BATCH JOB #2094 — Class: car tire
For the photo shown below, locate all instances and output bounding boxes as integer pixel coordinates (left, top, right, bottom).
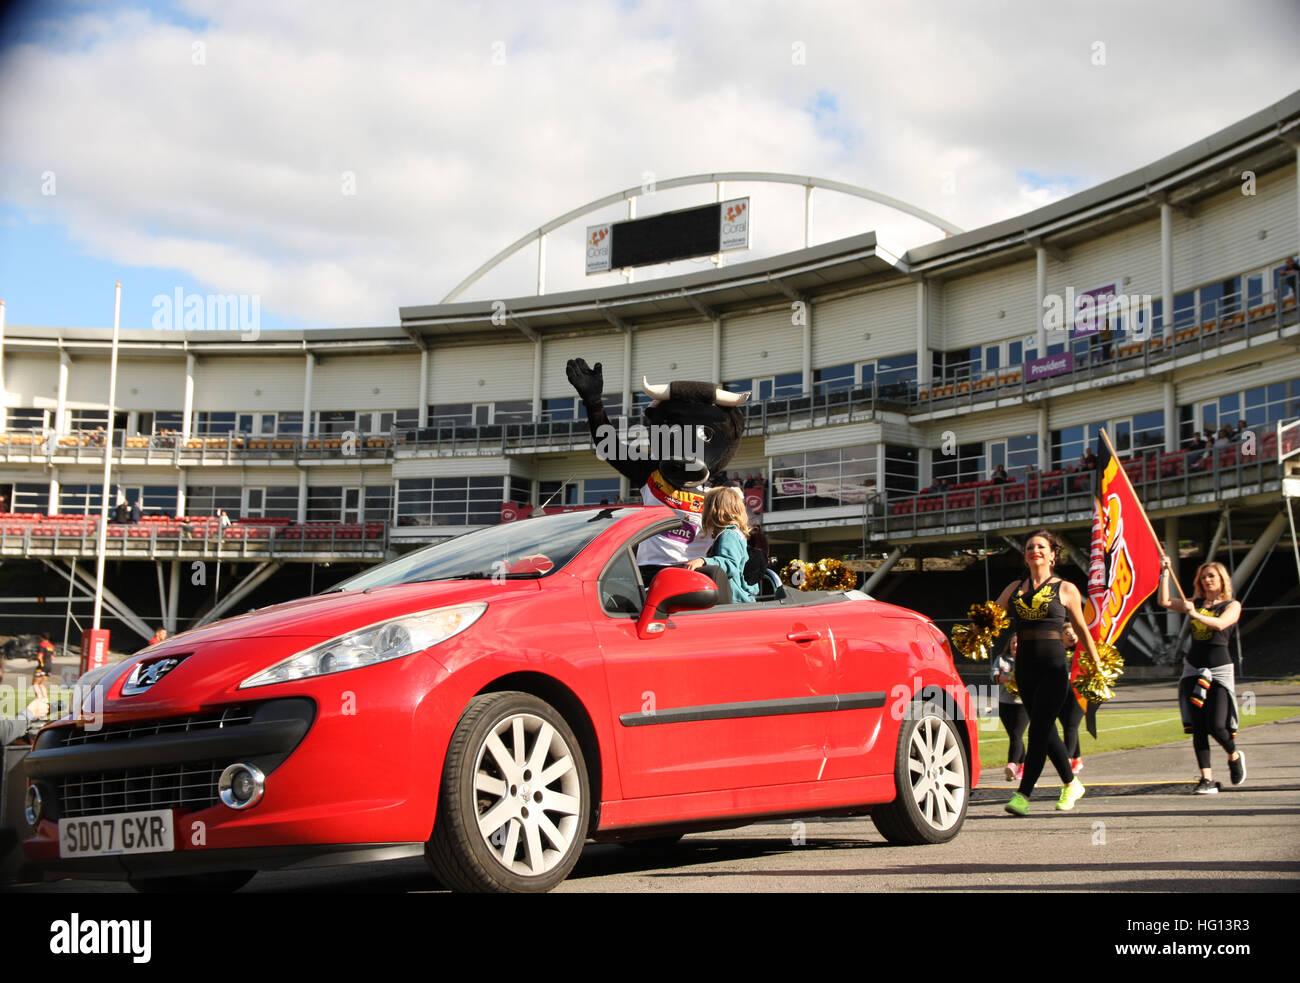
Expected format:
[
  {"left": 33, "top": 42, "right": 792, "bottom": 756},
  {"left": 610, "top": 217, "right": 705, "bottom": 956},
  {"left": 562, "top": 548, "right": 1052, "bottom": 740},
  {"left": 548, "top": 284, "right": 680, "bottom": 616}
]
[
  {"left": 871, "top": 700, "right": 969, "bottom": 845},
  {"left": 426, "top": 691, "right": 590, "bottom": 893},
  {"left": 127, "top": 870, "right": 255, "bottom": 893}
]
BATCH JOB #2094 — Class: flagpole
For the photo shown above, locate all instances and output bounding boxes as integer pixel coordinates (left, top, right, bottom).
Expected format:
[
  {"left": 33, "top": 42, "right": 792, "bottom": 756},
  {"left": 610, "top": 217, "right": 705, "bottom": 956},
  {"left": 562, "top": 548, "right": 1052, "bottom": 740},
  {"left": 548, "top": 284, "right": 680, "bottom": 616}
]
[
  {"left": 1098, "top": 426, "right": 1188, "bottom": 602},
  {"left": 92, "top": 281, "right": 122, "bottom": 630}
]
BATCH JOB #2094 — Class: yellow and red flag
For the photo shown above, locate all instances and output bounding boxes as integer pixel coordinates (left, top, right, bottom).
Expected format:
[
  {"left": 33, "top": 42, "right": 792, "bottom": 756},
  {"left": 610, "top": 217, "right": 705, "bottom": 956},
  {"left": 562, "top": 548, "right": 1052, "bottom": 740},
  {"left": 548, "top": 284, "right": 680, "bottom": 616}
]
[{"left": 1075, "top": 429, "right": 1164, "bottom": 733}]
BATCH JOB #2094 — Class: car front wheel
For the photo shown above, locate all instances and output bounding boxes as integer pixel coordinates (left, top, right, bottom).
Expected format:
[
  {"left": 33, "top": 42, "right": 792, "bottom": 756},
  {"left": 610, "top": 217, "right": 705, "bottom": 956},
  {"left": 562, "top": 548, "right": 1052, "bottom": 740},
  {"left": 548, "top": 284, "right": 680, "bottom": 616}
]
[
  {"left": 426, "top": 691, "right": 589, "bottom": 893},
  {"left": 871, "top": 700, "right": 969, "bottom": 845}
]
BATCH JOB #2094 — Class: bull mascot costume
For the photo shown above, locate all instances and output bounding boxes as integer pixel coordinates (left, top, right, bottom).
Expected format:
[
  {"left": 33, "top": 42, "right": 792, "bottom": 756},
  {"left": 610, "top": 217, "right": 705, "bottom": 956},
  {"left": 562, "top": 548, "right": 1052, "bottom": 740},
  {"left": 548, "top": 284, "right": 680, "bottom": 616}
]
[{"left": 565, "top": 357, "right": 752, "bottom": 590}]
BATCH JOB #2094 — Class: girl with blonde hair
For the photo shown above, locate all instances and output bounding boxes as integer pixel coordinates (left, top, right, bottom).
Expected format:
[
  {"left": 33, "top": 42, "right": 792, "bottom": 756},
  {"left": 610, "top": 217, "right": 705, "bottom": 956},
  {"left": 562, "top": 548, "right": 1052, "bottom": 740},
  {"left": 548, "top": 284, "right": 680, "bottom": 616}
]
[
  {"left": 1158, "top": 557, "right": 1245, "bottom": 793},
  {"left": 685, "top": 486, "right": 756, "bottom": 603}
]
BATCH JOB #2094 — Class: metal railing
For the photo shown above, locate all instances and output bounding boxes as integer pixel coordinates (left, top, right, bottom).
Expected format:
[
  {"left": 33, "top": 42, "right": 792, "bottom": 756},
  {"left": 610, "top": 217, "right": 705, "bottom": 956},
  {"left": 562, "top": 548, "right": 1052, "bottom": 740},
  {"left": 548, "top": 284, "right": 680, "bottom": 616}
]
[{"left": 0, "top": 521, "right": 390, "bottom": 560}]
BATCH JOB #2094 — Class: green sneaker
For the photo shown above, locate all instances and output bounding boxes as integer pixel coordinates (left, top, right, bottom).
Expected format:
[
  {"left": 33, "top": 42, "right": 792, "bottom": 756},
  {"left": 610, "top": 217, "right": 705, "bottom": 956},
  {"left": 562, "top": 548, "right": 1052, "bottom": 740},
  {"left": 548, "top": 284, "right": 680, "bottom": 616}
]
[
  {"left": 1004, "top": 792, "right": 1030, "bottom": 816},
  {"left": 1056, "top": 778, "right": 1086, "bottom": 811}
]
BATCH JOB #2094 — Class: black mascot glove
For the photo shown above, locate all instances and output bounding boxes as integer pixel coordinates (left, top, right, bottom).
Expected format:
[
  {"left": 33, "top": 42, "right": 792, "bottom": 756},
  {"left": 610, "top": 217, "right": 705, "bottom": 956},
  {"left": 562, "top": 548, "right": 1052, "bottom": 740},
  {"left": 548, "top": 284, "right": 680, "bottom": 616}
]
[{"left": 566, "top": 358, "right": 604, "bottom": 406}]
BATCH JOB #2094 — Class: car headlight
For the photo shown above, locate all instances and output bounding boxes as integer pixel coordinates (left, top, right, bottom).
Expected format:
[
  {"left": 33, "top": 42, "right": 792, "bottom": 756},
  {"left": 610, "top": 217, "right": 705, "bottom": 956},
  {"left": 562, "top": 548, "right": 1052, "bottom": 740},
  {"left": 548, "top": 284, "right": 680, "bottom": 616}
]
[{"left": 238, "top": 603, "right": 487, "bottom": 689}]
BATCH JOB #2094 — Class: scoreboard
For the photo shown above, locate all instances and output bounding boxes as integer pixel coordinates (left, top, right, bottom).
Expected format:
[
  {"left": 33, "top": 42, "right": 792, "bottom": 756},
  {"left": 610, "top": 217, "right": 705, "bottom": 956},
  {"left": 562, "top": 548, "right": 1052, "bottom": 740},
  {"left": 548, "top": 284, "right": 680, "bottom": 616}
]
[{"left": 586, "top": 198, "right": 750, "bottom": 274}]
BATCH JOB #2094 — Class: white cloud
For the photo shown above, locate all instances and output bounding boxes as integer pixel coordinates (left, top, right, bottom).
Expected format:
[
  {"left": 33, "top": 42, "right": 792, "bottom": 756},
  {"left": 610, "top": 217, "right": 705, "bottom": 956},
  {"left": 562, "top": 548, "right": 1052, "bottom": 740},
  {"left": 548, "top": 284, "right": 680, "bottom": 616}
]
[{"left": 1, "top": 0, "right": 1298, "bottom": 325}]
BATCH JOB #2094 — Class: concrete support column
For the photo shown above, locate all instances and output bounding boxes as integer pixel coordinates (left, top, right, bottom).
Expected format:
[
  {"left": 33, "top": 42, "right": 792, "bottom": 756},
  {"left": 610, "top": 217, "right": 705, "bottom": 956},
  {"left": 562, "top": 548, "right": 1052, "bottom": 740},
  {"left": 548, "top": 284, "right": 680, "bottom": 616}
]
[
  {"left": 798, "top": 540, "right": 810, "bottom": 562},
  {"left": 712, "top": 318, "right": 722, "bottom": 387},
  {"left": 801, "top": 302, "right": 812, "bottom": 396},
  {"left": 1160, "top": 202, "right": 1174, "bottom": 339},
  {"left": 55, "top": 351, "right": 70, "bottom": 435},
  {"left": 1037, "top": 406, "right": 1049, "bottom": 471},
  {"left": 863, "top": 547, "right": 905, "bottom": 595},
  {"left": 916, "top": 281, "right": 931, "bottom": 389},
  {"left": 621, "top": 330, "right": 632, "bottom": 418},
  {"left": 175, "top": 469, "right": 187, "bottom": 517},
  {"left": 297, "top": 470, "right": 308, "bottom": 523},
  {"left": 1165, "top": 515, "right": 1180, "bottom": 636},
  {"left": 302, "top": 352, "right": 315, "bottom": 437},
  {"left": 1164, "top": 381, "right": 1177, "bottom": 453},
  {"left": 181, "top": 354, "right": 195, "bottom": 442},
  {"left": 1035, "top": 247, "right": 1048, "bottom": 356},
  {"left": 417, "top": 349, "right": 429, "bottom": 427},
  {"left": 532, "top": 339, "right": 542, "bottom": 421},
  {"left": 126, "top": 410, "right": 139, "bottom": 437},
  {"left": 918, "top": 448, "right": 933, "bottom": 491},
  {"left": 167, "top": 559, "right": 181, "bottom": 633},
  {"left": 47, "top": 467, "right": 59, "bottom": 515}
]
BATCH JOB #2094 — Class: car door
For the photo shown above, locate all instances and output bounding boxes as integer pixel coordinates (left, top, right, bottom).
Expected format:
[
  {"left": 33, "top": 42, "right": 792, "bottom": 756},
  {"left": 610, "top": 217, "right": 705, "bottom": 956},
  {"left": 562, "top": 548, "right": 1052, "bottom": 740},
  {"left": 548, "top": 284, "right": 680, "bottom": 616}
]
[{"left": 590, "top": 546, "right": 834, "bottom": 799}]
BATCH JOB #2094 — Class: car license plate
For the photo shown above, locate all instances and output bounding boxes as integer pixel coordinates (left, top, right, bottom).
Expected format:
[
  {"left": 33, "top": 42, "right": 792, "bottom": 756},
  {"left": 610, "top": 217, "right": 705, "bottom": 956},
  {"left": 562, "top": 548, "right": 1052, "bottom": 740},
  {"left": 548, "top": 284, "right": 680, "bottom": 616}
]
[{"left": 58, "top": 810, "right": 175, "bottom": 859}]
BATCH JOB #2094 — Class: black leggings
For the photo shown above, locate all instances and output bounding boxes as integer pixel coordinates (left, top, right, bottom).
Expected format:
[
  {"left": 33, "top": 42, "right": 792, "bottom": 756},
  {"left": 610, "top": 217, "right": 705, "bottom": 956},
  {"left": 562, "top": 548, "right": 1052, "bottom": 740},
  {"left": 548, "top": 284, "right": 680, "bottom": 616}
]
[
  {"left": 1179, "top": 677, "right": 1237, "bottom": 769},
  {"left": 999, "top": 702, "right": 1029, "bottom": 764},
  {"left": 1058, "top": 691, "right": 1084, "bottom": 759},
  {"left": 1016, "top": 641, "right": 1075, "bottom": 796}
]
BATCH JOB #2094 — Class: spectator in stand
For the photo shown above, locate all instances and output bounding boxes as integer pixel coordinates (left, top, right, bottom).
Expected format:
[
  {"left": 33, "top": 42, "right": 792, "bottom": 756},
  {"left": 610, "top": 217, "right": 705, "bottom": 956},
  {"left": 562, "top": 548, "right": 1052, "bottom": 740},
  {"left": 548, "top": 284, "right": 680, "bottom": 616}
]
[
  {"left": 1082, "top": 447, "right": 1098, "bottom": 471},
  {"left": 1188, "top": 431, "right": 1208, "bottom": 453},
  {"left": 1280, "top": 256, "right": 1299, "bottom": 300},
  {"left": 1214, "top": 427, "right": 1232, "bottom": 449},
  {"left": 130, "top": 498, "right": 142, "bottom": 524},
  {"left": 1233, "top": 421, "right": 1250, "bottom": 444},
  {"left": 34, "top": 632, "right": 55, "bottom": 702},
  {"left": 149, "top": 628, "right": 168, "bottom": 645},
  {"left": 992, "top": 465, "right": 1010, "bottom": 485},
  {"left": 218, "top": 509, "right": 232, "bottom": 537}
]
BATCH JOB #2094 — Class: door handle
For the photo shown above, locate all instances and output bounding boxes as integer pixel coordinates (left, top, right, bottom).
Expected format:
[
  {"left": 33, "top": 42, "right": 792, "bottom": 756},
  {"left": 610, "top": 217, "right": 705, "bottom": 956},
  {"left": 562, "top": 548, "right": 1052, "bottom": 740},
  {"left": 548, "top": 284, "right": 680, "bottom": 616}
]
[{"left": 786, "top": 630, "right": 822, "bottom": 642}]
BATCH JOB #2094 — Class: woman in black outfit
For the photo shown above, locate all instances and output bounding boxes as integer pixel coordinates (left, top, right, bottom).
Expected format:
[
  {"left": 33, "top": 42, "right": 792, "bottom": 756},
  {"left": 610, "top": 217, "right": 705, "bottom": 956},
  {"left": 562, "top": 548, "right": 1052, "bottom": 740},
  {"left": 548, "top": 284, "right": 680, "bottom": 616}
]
[
  {"left": 1158, "top": 557, "right": 1245, "bottom": 793},
  {"left": 995, "top": 530, "right": 1101, "bottom": 815}
]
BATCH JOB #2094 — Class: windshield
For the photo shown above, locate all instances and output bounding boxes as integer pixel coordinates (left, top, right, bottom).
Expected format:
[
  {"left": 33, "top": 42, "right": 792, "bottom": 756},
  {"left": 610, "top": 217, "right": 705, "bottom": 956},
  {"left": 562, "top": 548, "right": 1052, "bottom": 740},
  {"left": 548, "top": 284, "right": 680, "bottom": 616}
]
[{"left": 330, "top": 508, "right": 633, "bottom": 592}]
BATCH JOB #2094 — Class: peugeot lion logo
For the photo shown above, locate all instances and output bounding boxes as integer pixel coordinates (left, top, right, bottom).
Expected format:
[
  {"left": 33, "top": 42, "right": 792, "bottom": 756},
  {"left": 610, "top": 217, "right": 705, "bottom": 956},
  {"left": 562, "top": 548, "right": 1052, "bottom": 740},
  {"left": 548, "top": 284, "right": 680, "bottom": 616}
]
[{"left": 122, "top": 658, "right": 181, "bottom": 696}]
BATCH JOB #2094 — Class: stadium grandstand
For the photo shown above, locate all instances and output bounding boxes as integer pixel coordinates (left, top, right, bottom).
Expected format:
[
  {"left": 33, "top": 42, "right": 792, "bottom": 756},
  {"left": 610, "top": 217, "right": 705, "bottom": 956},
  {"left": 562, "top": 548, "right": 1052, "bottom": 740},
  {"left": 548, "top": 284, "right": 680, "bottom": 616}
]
[{"left": 2, "top": 91, "right": 1299, "bottom": 666}]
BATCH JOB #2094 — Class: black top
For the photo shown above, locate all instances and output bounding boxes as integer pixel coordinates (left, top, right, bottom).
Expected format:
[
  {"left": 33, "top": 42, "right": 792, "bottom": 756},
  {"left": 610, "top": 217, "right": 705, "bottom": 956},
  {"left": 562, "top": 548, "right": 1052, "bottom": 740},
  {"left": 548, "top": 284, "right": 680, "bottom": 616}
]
[
  {"left": 1188, "top": 598, "right": 1235, "bottom": 669},
  {"left": 1010, "top": 577, "right": 1068, "bottom": 633}
]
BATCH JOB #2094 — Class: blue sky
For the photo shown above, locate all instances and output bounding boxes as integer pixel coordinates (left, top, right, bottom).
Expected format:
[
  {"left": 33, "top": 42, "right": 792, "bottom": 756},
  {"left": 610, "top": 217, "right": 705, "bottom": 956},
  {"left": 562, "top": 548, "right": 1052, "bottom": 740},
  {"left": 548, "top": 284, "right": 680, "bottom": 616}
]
[{"left": 1, "top": 1, "right": 1297, "bottom": 333}]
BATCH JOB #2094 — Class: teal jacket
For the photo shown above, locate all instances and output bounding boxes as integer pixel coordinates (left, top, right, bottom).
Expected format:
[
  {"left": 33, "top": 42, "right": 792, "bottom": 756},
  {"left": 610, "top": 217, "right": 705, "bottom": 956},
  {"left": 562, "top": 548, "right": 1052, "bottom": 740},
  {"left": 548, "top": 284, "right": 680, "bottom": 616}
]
[{"left": 708, "top": 525, "right": 757, "bottom": 603}]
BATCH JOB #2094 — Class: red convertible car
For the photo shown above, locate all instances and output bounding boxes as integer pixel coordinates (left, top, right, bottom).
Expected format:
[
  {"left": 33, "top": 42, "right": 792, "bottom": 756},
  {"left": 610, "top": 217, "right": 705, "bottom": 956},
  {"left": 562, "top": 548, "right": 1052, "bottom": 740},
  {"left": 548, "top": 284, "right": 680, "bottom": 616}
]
[{"left": 22, "top": 506, "right": 978, "bottom": 892}]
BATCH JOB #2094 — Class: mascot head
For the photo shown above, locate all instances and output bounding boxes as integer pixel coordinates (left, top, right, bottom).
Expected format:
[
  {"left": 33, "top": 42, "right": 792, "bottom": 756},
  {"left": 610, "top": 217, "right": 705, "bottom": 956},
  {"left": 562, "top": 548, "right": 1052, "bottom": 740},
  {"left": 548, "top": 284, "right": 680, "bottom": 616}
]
[{"left": 640, "top": 377, "right": 749, "bottom": 489}]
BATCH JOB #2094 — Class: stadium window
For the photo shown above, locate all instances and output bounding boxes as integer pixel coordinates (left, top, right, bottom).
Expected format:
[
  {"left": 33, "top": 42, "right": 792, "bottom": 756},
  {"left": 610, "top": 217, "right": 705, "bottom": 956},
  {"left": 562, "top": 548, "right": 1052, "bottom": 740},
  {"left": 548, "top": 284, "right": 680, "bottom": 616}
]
[
  {"left": 542, "top": 397, "right": 577, "bottom": 421},
  {"left": 473, "top": 404, "right": 490, "bottom": 426},
  {"left": 142, "top": 485, "right": 179, "bottom": 516},
  {"left": 1051, "top": 427, "right": 1086, "bottom": 470},
  {"left": 467, "top": 476, "right": 504, "bottom": 524},
  {"left": 932, "top": 443, "right": 985, "bottom": 484},
  {"left": 1112, "top": 420, "right": 1132, "bottom": 455},
  {"left": 984, "top": 345, "right": 1001, "bottom": 373},
  {"left": 1220, "top": 277, "right": 1241, "bottom": 315},
  {"left": 1149, "top": 298, "right": 1164, "bottom": 334},
  {"left": 1132, "top": 410, "right": 1164, "bottom": 454},
  {"left": 1217, "top": 393, "right": 1241, "bottom": 429},
  {"left": 1173, "top": 291, "right": 1196, "bottom": 329},
  {"left": 582, "top": 478, "right": 620, "bottom": 504},
  {"left": 771, "top": 445, "right": 878, "bottom": 510},
  {"left": 877, "top": 354, "right": 917, "bottom": 392},
  {"left": 394, "top": 408, "right": 419, "bottom": 431},
  {"left": 882, "top": 444, "right": 917, "bottom": 499},
  {"left": 429, "top": 403, "right": 472, "bottom": 427},
  {"left": 317, "top": 411, "right": 354, "bottom": 436},
  {"left": 154, "top": 411, "right": 185, "bottom": 433},
  {"left": 396, "top": 479, "right": 433, "bottom": 525},
  {"left": 492, "top": 400, "right": 531, "bottom": 424},
  {"left": 1199, "top": 280, "right": 1225, "bottom": 320},
  {"left": 859, "top": 363, "right": 875, "bottom": 389},
  {"left": 597, "top": 393, "right": 622, "bottom": 418},
  {"left": 725, "top": 379, "right": 753, "bottom": 400},
  {"left": 188, "top": 485, "right": 242, "bottom": 515},
  {"left": 1007, "top": 341, "right": 1023, "bottom": 367},
  {"left": 1178, "top": 405, "right": 1196, "bottom": 447},
  {"left": 264, "top": 486, "right": 299, "bottom": 519},
  {"left": 813, "top": 363, "right": 856, "bottom": 394},
  {"left": 1046, "top": 340, "right": 1066, "bottom": 357},
  {"left": 1199, "top": 401, "right": 1217, "bottom": 434},
  {"left": 364, "top": 485, "right": 393, "bottom": 524},
  {"left": 508, "top": 478, "right": 533, "bottom": 507},
  {"left": 70, "top": 410, "right": 109, "bottom": 431},
  {"left": 1005, "top": 434, "right": 1038, "bottom": 477},
  {"left": 13, "top": 483, "right": 48, "bottom": 513},
  {"left": 538, "top": 480, "right": 578, "bottom": 507},
  {"left": 1246, "top": 274, "right": 1265, "bottom": 309},
  {"left": 244, "top": 487, "right": 264, "bottom": 517},
  {"left": 306, "top": 486, "right": 343, "bottom": 521},
  {"left": 58, "top": 485, "right": 104, "bottom": 515},
  {"left": 772, "top": 371, "right": 803, "bottom": 398},
  {"left": 7, "top": 408, "right": 45, "bottom": 430},
  {"left": 1244, "top": 386, "right": 1268, "bottom": 427},
  {"left": 196, "top": 412, "right": 236, "bottom": 435}
]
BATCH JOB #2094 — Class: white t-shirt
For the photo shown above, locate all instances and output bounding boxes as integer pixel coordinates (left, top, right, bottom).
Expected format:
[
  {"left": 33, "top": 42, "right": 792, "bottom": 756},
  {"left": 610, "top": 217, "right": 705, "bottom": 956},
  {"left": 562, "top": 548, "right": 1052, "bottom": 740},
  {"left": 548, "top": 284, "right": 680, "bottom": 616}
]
[{"left": 636, "top": 470, "right": 712, "bottom": 567}]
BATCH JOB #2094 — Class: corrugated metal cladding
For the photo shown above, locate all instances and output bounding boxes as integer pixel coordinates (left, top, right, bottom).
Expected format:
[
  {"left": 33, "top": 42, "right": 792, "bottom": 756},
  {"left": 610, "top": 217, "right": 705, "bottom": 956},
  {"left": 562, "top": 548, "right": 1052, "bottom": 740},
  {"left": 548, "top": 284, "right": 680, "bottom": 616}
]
[
  {"left": 812, "top": 284, "right": 917, "bottom": 366},
  {"left": 765, "top": 422, "right": 882, "bottom": 456},
  {"left": 721, "top": 309, "right": 799, "bottom": 379},
  {"left": 1176, "top": 351, "right": 1300, "bottom": 404},
  {"left": 305, "top": 467, "right": 389, "bottom": 487},
  {"left": 429, "top": 342, "right": 534, "bottom": 403},
  {"left": 115, "top": 359, "right": 188, "bottom": 409},
  {"left": 543, "top": 331, "right": 624, "bottom": 399},
  {"left": 313, "top": 354, "right": 419, "bottom": 407},
  {"left": 1177, "top": 165, "right": 1298, "bottom": 288},
  {"left": 393, "top": 456, "right": 525, "bottom": 480},
  {"left": 1044, "top": 218, "right": 1163, "bottom": 304},
  {"left": 1048, "top": 383, "right": 1167, "bottom": 428},
  {"left": 633, "top": 322, "right": 712, "bottom": 385},
  {"left": 940, "top": 259, "right": 1037, "bottom": 350},
  {"left": 193, "top": 356, "right": 305, "bottom": 410},
  {"left": 4, "top": 355, "right": 59, "bottom": 404},
  {"left": 920, "top": 408, "right": 1039, "bottom": 444},
  {"left": 536, "top": 451, "right": 621, "bottom": 483}
]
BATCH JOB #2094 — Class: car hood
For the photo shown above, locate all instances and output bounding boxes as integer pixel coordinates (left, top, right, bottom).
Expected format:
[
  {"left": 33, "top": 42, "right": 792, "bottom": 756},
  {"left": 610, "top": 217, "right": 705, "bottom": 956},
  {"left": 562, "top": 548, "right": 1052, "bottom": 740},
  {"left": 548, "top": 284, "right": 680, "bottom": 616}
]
[{"left": 69, "top": 579, "right": 540, "bottom": 721}]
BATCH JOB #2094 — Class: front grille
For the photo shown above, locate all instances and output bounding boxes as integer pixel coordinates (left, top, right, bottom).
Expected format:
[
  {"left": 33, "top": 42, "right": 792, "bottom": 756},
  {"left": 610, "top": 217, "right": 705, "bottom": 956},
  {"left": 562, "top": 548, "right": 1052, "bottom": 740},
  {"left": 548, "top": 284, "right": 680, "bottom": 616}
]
[
  {"left": 60, "top": 706, "right": 254, "bottom": 746},
  {"left": 57, "top": 761, "right": 224, "bottom": 818}
]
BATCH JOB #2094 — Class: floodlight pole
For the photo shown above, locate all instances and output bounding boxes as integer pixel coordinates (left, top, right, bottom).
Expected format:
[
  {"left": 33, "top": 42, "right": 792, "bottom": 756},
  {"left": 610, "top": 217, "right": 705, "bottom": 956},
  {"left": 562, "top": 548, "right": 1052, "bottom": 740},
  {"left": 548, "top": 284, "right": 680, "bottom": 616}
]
[{"left": 92, "top": 281, "right": 121, "bottom": 630}]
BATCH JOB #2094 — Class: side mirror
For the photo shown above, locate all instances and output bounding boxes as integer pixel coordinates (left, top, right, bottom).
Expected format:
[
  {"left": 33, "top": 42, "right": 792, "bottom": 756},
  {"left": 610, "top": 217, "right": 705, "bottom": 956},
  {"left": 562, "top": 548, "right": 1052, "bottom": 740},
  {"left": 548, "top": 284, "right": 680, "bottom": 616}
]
[{"left": 636, "top": 568, "right": 718, "bottom": 639}]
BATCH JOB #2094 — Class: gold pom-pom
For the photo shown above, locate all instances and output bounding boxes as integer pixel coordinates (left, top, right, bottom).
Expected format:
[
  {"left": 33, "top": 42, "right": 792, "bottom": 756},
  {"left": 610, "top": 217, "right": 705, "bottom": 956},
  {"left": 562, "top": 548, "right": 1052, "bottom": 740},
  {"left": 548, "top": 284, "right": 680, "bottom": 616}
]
[
  {"left": 781, "top": 560, "right": 810, "bottom": 590},
  {"left": 968, "top": 601, "right": 1010, "bottom": 636},
  {"left": 1074, "top": 642, "right": 1124, "bottom": 703},
  {"left": 1002, "top": 673, "right": 1019, "bottom": 700},
  {"left": 781, "top": 558, "right": 856, "bottom": 591},
  {"left": 951, "top": 623, "right": 997, "bottom": 661}
]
